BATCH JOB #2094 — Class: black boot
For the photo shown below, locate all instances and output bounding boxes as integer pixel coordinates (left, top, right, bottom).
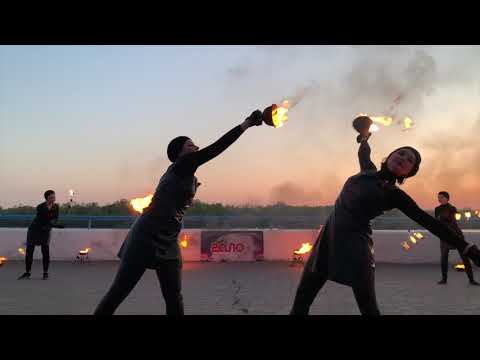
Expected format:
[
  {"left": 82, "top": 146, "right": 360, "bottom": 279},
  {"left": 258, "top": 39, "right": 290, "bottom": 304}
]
[
  {"left": 43, "top": 272, "right": 49, "bottom": 280},
  {"left": 437, "top": 278, "right": 447, "bottom": 285},
  {"left": 469, "top": 279, "right": 480, "bottom": 286},
  {"left": 465, "top": 245, "right": 480, "bottom": 267},
  {"left": 18, "top": 272, "right": 31, "bottom": 280}
]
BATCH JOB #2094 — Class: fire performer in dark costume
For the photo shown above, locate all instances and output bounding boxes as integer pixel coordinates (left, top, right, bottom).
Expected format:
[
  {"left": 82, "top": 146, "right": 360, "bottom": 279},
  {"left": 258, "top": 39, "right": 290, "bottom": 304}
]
[
  {"left": 94, "top": 110, "right": 263, "bottom": 315},
  {"left": 435, "top": 191, "right": 479, "bottom": 285},
  {"left": 290, "top": 117, "right": 480, "bottom": 315},
  {"left": 18, "top": 190, "right": 64, "bottom": 280}
]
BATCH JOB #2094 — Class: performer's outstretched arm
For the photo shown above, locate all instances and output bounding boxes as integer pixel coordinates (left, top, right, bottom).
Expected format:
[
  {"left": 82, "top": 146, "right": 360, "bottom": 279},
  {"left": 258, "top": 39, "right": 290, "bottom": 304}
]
[
  {"left": 389, "top": 189, "right": 478, "bottom": 262},
  {"left": 358, "top": 138, "right": 377, "bottom": 172},
  {"left": 174, "top": 111, "right": 262, "bottom": 176}
]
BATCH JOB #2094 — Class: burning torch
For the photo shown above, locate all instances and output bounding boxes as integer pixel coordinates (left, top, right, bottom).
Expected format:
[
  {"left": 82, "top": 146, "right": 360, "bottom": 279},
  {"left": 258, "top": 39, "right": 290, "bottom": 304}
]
[
  {"left": 68, "top": 189, "right": 75, "bottom": 209},
  {"left": 262, "top": 100, "right": 289, "bottom": 128},
  {"left": 353, "top": 115, "right": 374, "bottom": 143}
]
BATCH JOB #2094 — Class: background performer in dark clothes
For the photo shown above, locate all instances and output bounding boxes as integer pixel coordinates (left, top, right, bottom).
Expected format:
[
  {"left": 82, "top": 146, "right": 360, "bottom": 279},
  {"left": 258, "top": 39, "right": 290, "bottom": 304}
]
[
  {"left": 289, "top": 127, "right": 480, "bottom": 316},
  {"left": 18, "top": 190, "right": 64, "bottom": 280},
  {"left": 94, "top": 109, "right": 263, "bottom": 315},
  {"left": 435, "top": 191, "right": 479, "bottom": 285}
]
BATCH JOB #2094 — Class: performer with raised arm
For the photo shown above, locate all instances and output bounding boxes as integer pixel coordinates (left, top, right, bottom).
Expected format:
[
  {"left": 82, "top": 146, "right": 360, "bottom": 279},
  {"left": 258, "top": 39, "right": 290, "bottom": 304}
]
[
  {"left": 94, "top": 109, "right": 263, "bottom": 315},
  {"left": 18, "top": 190, "right": 64, "bottom": 280},
  {"left": 289, "top": 116, "right": 480, "bottom": 315}
]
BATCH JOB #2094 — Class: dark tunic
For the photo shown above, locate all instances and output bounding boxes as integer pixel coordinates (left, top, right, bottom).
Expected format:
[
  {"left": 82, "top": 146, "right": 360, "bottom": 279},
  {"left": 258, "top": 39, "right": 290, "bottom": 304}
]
[
  {"left": 118, "top": 125, "right": 245, "bottom": 269},
  {"left": 435, "top": 203, "right": 463, "bottom": 251},
  {"left": 306, "top": 140, "right": 469, "bottom": 287},
  {"left": 27, "top": 202, "right": 61, "bottom": 246}
]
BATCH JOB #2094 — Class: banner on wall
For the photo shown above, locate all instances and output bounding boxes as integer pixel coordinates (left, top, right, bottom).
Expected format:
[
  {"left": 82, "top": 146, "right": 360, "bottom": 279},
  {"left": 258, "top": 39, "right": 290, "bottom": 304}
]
[{"left": 200, "top": 231, "right": 264, "bottom": 262}]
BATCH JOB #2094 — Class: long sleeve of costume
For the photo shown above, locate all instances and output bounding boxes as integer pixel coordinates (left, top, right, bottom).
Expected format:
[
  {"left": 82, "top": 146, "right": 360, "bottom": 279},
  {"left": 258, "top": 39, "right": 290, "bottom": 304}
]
[
  {"left": 389, "top": 189, "right": 469, "bottom": 252},
  {"left": 173, "top": 125, "right": 245, "bottom": 177},
  {"left": 358, "top": 140, "right": 377, "bottom": 172}
]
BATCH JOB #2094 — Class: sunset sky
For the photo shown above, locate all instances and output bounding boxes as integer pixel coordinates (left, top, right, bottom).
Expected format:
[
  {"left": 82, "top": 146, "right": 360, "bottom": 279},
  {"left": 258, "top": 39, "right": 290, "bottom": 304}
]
[{"left": 1, "top": 45, "right": 479, "bottom": 209}]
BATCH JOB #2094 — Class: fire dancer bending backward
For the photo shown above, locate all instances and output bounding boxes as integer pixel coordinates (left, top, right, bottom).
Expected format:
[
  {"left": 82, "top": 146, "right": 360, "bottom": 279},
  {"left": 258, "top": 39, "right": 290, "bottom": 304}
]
[
  {"left": 290, "top": 128, "right": 480, "bottom": 315},
  {"left": 435, "top": 191, "right": 479, "bottom": 285},
  {"left": 18, "top": 190, "right": 64, "bottom": 280},
  {"left": 94, "top": 110, "right": 264, "bottom": 315}
]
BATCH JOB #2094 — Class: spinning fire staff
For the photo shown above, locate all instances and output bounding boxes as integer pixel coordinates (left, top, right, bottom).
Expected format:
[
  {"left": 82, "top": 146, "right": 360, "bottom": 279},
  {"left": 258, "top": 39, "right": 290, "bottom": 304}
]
[
  {"left": 289, "top": 115, "right": 480, "bottom": 316},
  {"left": 435, "top": 191, "right": 479, "bottom": 286},
  {"left": 17, "top": 190, "right": 64, "bottom": 280},
  {"left": 94, "top": 108, "right": 265, "bottom": 316}
]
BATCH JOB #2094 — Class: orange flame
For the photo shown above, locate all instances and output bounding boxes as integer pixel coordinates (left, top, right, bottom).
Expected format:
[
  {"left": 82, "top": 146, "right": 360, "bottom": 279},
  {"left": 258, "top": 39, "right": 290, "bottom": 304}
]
[
  {"left": 18, "top": 248, "right": 26, "bottom": 256},
  {"left": 130, "top": 194, "right": 153, "bottom": 214},
  {"left": 464, "top": 211, "right": 471, "bottom": 220},
  {"left": 409, "top": 235, "right": 417, "bottom": 244},
  {"left": 370, "top": 116, "right": 393, "bottom": 127},
  {"left": 294, "top": 243, "right": 313, "bottom": 255},
  {"left": 0, "top": 256, "right": 7, "bottom": 265},
  {"left": 180, "top": 234, "right": 189, "bottom": 249},
  {"left": 402, "top": 117, "right": 414, "bottom": 131},
  {"left": 272, "top": 100, "right": 289, "bottom": 128},
  {"left": 413, "top": 232, "right": 424, "bottom": 240},
  {"left": 455, "top": 263, "right": 466, "bottom": 271},
  {"left": 369, "top": 123, "right": 380, "bottom": 132},
  {"left": 401, "top": 241, "right": 411, "bottom": 251},
  {"left": 455, "top": 213, "right": 462, "bottom": 221},
  {"left": 79, "top": 247, "right": 91, "bottom": 255}
]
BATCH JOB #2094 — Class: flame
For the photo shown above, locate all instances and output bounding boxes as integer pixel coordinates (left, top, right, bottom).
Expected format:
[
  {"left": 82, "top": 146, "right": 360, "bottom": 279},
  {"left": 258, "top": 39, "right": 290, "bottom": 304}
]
[
  {"left": 455, "top": 263, "right": 466, "bottom": 270},
  {"left": 272, "top": 100, "right": 289, "bottom": 128},
  {"left": 409, "top": 235, "right": 417, "bottom": 244},
  {"left": 130, "top": 194, "right": 153, "bottom": 214},
  {"left": 455, "top": 213, "right": 462, "bottom": 221},
  {"left": 413, "top": 232, "right": 424, "bottom": 240},
  {"left": 402, "top": 117, "right": 414, "bottom": 131},
  {"left": 370, "top": 116, "right": 393, "bottom": 127},
  {"left": 79, "top": 247, "right": 91, "bottom": 255},
  {"left": 475, "top": 210, "right": 480, "bottom": 218},
  {"left": 294, "top": 243, "right": 313, "bottom": 255},
  {"left": 18, "top": 248, "right": 26, "bottom": 255},
  {"left": 0, "top": 256, "right": 7, "bottom": 265},
  {"left": 464, "top": 211, "right": 471, "bottom": 220},
  {"left": 180, "top": 234, "right": 189, "bottom": 249},
  {"left": 369, "top": 123, "right": 380, "bottom": 132},
  {"left": 69, "top": 189, "right": 75, "bottom": 197},
  {"left": 401, "top": 241, "right": 411, "bottom": 251}
]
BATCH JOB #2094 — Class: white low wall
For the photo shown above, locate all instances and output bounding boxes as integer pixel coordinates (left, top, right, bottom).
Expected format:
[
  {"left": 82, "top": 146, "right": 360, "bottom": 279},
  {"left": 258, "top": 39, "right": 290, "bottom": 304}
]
[{"left": 1, "top": 228, "right": 479, "bottom": 264}]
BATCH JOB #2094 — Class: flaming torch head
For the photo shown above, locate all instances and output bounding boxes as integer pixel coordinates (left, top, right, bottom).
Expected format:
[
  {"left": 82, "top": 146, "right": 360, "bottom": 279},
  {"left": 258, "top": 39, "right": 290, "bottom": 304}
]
[
  {"left": 79, "top": 247, "right": 91, "bottom": 255},
  {"left": 455, "top": 263, "right": 466, "bottom": 271},
  {"left": 353, "top": 115, "right": 373, "bottom": 135},
  {"left": 465, "top": 211, "right": 472, "bottom": 220},
  {"left": 293, "top": 243, "right": 313, "bottom": 255},
  {"left": 130, "top": 194, "right": 153, "bottom": 214},
  {"left": 262, "top": 100, "right": 289, "bottom": 128},
  {"left": 455, "top": 213, "right": 462, "bottom": 221},
  {"left": 0, "top": 256, "right": 6, "bottom": 266},
  {"left": 180, "top": 234, "right": 189, "bottom": 249}
]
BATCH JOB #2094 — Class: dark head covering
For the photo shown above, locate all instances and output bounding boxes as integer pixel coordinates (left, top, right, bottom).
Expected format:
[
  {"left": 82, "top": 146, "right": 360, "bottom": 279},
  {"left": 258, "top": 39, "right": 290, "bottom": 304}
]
[
  {"left": 438, "top": 191, "right": 450, "bottom": 200},
  {"left": 167, "top": 136, "right": 190, "bottom": 162},
  {"left": 381, "top": 146, "right": 422, "bottom": 184},
  {"left": 44, "top": 190, "right": 55, "bottom": 200}
]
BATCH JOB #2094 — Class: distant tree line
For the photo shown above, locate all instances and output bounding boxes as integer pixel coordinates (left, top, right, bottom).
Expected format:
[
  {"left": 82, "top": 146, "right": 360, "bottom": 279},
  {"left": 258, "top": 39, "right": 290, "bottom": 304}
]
[{"left": 0, "top": 199, "right": 425, "bottom": 218}]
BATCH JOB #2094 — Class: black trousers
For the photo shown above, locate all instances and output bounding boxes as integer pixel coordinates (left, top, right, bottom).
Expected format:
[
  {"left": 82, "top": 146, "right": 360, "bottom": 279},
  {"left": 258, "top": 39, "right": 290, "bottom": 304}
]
[
  {"left": 25, "top": 243, "right": 50, "bottom": 273},
  {"left": 94, "top": 259, "right": 184, "bottom": 316},
  {"left": 290, "top": 266, "right": 380, "bottom": 316},
  {"left": 440, "top": 246, "right": 474, "bottom": 282}
]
